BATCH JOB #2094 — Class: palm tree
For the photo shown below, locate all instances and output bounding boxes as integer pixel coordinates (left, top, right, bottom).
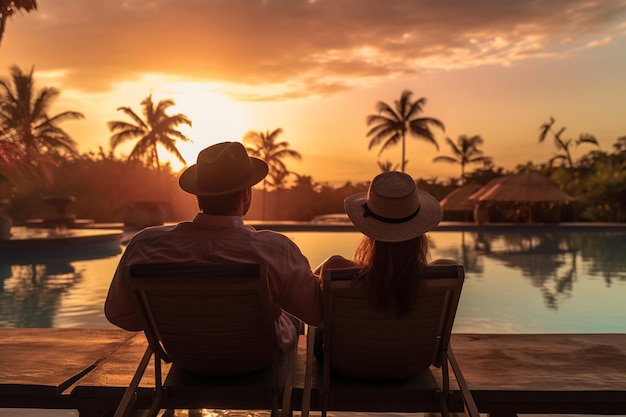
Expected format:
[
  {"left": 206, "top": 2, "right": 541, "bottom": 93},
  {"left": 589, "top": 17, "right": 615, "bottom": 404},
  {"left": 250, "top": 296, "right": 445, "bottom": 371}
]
[
  {"left": 0, "top": 0, "right": 37, "bottom": 48},
  {"left": 268, "top": 166, "right": 296, "bottom": 190},
  {"left": 243, "top": 128, "right": 302, "bottom": 219},
  {"left": 0, "top": 65, "right": 83, "bottom": 180},
  {"left": 377, "top": 160, "right": 399, "bottom": 173},
  {"left": 243, "top": 128, "right": 302, "bottom": 190},
  {"left": 433, "top": 135, "right": 492, "bottom": 184},
  {"left": 366, "top": 89, "right": 444, "bottom": 172},
  {"left": 538, "top": 117, "right": 599, "bottom": 169},
  {"left": 108, "top": 94, "right": 192, "bottom": 170}
]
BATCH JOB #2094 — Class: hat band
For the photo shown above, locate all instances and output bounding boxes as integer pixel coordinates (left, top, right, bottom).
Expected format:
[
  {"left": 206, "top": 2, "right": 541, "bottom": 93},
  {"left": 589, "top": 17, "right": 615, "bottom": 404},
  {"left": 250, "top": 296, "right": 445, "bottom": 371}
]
[{"left": 362, "top": 203, "right": 421, "bottom": 224}]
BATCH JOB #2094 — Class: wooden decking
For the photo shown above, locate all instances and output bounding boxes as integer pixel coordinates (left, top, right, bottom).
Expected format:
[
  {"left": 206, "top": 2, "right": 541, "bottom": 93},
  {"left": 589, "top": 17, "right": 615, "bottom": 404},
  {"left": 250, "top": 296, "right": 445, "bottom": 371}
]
[{"left": 1, "top": 329, "right": 626, "bottom": 416}]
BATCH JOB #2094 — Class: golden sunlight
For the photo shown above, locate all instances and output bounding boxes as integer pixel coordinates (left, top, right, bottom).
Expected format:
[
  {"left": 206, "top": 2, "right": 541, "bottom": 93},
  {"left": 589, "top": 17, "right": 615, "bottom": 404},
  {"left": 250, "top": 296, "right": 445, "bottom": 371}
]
[{"left": 164, "top": 83, "right": 251, "bottom": 172}]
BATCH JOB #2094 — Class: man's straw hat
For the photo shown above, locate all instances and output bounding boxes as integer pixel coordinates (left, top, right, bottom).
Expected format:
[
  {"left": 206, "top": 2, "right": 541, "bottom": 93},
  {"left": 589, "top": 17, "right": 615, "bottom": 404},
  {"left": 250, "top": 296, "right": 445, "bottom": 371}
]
[
  {"left": 179, "top": 142, "right": 268, "bottom": 196},
  {"left": 344, "top": 171, "right": 443, "bottom": 242}
]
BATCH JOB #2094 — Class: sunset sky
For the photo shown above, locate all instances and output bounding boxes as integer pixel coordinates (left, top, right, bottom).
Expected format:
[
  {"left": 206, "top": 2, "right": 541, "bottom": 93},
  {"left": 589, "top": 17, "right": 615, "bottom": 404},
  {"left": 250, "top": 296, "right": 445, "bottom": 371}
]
[{"left": 2, "top": 0, "right": 625, "bottom": 186}]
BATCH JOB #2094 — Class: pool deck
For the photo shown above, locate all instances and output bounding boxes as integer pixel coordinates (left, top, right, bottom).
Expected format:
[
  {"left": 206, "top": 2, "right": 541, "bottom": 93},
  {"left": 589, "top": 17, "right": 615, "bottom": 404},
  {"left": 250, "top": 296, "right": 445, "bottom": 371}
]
[{"left": 1, "top": 328, "right": 625, "bottom": 416}]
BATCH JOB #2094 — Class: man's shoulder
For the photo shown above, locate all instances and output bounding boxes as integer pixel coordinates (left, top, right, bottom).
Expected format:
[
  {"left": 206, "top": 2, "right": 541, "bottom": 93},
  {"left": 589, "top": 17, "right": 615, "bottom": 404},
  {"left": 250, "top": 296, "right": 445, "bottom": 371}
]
[
  {"left": 246, "top": 228, "right": 302, "bottom": 250},
  {"left": 249, "top": 227, "right": 291, "bottom": 241},
  {"left": 127, "top": 223, "right": 188, "bottom": 242}
]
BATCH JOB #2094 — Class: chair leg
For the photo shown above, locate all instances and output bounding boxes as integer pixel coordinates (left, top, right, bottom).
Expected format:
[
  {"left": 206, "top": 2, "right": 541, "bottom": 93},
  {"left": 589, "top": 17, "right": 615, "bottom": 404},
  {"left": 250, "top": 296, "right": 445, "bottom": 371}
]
[
  {"left": 447, "top": 347, "right": 480, "bottom": 417},
  {"left": 437, "top": 389, "right": 451, "bottom": 417},
  {"left": 113, "top": 346, "right": 154, "bottom": 417},
  {"left": 300, "top": 327, "right": 315, "bottom": 417},
  {"left": 280, "top": 334, "right": 299, "bottom": 417}
]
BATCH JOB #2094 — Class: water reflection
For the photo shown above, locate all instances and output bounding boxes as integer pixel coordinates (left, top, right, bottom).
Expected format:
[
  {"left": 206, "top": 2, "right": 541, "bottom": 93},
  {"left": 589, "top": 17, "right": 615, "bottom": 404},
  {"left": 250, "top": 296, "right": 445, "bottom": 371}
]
[
  {"left": 0, "top": 263, "right": 83, "bottom": 327},
  {"left": 470, "top": 230, "right": 626, "bottom": 310},
  {"left": 0, "top": 246, "right": 122, "bottom": 328},
  {"left": 576, "top": 232, "right": 626, "bottom": 285},
  {"left": 431, "top": 231, "right": 485, "bottom": 275},
  {"left": 0, "top": 229, "right": 625, "bottom": 333}
]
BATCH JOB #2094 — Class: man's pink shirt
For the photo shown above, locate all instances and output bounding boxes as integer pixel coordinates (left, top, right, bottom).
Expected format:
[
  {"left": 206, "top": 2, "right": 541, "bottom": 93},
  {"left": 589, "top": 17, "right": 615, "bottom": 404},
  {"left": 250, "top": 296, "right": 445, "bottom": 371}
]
[{"left": 104, "top": 213, "right": 323, "bottom": 350}]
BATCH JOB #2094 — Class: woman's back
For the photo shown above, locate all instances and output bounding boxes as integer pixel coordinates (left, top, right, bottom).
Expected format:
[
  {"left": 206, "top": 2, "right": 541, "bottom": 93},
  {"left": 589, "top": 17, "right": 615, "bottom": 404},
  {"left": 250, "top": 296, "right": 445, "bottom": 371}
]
[{"left": 321, "top": 264, "right": 465, "bottom": 380}]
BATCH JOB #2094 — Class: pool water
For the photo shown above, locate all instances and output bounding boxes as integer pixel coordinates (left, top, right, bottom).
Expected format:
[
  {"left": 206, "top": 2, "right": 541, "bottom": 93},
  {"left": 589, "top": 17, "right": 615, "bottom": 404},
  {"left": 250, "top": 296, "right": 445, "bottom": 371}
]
[
  {"left": 287, "top": 229, "right": 626, "bottom": 334},
  {"left": 1, "top": 229, "right": 625, "bottom": 333},
  {"left": 1, "top": 228, "right": 625, "bottom": 417}
]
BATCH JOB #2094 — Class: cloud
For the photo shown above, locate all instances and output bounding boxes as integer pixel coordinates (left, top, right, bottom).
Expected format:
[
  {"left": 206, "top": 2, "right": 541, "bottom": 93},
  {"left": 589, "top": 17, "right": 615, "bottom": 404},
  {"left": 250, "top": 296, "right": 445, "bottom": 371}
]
[{"left": 3, "top": 0, "right": 626, "bottom": 99}]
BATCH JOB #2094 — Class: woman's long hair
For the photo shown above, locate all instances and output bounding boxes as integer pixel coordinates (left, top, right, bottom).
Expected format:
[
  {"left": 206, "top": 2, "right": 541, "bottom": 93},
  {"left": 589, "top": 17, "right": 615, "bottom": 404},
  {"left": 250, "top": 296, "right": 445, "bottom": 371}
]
[{"left": 353, "top": 234, "right": 430, "bottom": 315}]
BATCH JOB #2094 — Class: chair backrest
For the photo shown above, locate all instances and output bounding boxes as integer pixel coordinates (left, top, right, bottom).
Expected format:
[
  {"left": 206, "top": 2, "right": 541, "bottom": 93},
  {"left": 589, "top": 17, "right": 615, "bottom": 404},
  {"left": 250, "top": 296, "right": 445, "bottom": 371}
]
[
  {"left": 322, "top": 263, "right": 465, "bottom": 380},
  {"left": 129, "top": 262, "right": 279, "bottom": 376}
]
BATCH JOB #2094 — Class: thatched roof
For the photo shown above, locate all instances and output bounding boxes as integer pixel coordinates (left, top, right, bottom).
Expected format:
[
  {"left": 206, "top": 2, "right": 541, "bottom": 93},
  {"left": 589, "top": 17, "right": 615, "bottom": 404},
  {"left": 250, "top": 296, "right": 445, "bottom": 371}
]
[
  {"left": 439, "top": 183, "right": 481, "bottom": 211},
  {"left": 468, "top": 172, "right": 574, "bottom": 203}
]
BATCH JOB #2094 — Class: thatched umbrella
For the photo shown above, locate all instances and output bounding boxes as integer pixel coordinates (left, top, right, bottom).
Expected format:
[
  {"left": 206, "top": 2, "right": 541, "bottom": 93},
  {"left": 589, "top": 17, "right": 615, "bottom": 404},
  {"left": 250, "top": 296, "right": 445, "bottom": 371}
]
[
  {"left": 440, "top": 183, "right": 481, "bottom": 212},
  {"left": 469, "top": 172, "right": 575, "bottom": 203},
  {"left": 440, "top": 183, "right": 481, "bottom": 222},
  {"left": 468, "top": 172, "right": 575, "bottom": 223},
  {"left": 467, "top": 177, "right": 504, "bottom": 201}
]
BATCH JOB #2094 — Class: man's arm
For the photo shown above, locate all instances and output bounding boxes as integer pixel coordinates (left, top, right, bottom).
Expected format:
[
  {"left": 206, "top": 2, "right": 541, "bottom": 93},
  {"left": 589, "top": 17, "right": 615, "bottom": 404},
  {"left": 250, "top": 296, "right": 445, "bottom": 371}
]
[
  {"left": 272, "top": 245, "right": 324, "bottom": 326},
  {"left": 104, "top": 253, "right": 143, "bottom": 331}
]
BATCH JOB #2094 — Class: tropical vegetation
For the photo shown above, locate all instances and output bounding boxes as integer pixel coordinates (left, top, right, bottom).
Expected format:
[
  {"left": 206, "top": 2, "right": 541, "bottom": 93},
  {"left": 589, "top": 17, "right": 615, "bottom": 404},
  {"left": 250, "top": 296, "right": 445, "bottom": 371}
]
[
  {"left": 433, "top": 135, "right": 493, "bottom": 184},
  {"left": 377, "top": 160, "right": 399, "bottom": 173},
  {"left": 0, "top": 0, "right": 36, "bottom": 48},
  {"left": 366, "top": 89, "right": 444, "bottom": 173},
  {"left": 0, "top": 65, "right": 83, "bottom": 183},
  {"left": 243, "top": 128, "right": 302, "bottom": 218},
  {"left": 108, "top": 94, "right": 192, "bottom": 169},
  {"left": 1, "top": 72, "right": 625, "bottom": 223},
  {"left": 538, "top": 117, "right": 599, "bottom": 169},
  {"left": 243, "top": 128, "right": 302, "bottom": 189}
]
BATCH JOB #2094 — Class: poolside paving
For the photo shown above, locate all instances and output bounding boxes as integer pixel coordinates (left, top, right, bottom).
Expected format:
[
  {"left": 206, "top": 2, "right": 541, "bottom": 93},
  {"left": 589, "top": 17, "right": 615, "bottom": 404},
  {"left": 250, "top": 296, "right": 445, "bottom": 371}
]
[{"left": 2, "top": 329, "right": 626, "bottom": 416}]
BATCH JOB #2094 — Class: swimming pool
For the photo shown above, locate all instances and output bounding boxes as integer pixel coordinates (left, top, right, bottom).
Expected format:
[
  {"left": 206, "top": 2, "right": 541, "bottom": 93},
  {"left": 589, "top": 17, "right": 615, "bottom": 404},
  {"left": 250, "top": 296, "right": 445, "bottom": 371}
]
[{"left": 1, "top": 227, "right": 625, "bottom": 333}]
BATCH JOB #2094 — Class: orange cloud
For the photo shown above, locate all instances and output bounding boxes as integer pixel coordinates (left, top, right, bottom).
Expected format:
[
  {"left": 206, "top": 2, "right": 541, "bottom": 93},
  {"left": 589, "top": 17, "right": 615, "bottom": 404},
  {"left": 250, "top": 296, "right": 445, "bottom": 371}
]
[{"left": 3, "top": 0, "right": 625, "bottom": 100}]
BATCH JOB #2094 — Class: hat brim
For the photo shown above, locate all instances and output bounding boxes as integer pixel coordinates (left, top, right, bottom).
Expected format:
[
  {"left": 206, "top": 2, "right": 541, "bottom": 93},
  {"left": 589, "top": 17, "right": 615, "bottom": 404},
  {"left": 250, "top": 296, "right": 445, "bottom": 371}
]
[
  {"left": 344, "top": 189, "right": 443, "bottom": 242},
  {"left": 178, "top": 158, "right": 268, "bottom": 196}
]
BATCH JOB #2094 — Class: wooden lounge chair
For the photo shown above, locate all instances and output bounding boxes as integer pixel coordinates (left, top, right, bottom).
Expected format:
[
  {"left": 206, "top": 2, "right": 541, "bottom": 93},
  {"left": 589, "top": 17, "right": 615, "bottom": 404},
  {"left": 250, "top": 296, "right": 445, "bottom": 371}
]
[
  {"left": 112, "top": 262, "right": 297, "bottom": 417},
  {"left": 308, "top": 263, "right": 479, "bottom": 417}
]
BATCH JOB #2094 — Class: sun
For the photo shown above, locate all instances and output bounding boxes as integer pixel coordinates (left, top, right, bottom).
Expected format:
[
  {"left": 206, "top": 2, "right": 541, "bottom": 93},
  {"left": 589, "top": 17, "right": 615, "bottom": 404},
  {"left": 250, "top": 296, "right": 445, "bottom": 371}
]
[{"left": 160, "top": 83, "right": 251, "bottom": 172}]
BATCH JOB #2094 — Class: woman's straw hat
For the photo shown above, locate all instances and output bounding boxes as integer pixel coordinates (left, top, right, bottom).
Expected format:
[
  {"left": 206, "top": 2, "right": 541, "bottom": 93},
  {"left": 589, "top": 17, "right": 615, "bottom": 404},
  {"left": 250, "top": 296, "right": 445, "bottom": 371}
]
[
  {"left": 344, "top": 171, "right": 443, "bottom": 242},
  {"left": 179, "top": 142, "right": 268, "bottom": 196}
]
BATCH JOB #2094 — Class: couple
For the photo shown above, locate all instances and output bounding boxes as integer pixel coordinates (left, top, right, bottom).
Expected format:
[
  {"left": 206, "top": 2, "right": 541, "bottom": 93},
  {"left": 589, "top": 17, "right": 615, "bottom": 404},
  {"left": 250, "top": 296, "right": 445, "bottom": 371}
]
[{"left": 104, "top": 141, "right": 451, "bottom": 374}]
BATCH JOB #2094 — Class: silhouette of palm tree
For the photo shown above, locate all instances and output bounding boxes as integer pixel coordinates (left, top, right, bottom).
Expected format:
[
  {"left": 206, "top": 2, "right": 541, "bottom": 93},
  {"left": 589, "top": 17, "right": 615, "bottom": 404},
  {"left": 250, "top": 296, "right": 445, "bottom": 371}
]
[
  {"left": 243, "top": 128, "right": 301, "bottom": 189},
  {"left": 108, "top": 94, "right": 192, "bottom": 170},
  {"left": 0, "top": 0, "right": 37, "bottom": 48},
  {"left": 0, "top": 65, "right": 83, "bottom": 180},
  {"left": 377, "top": 160, "right": 399, "bottom": 173},
  {"left": 433, "top": 134, "right": 492, "bottom": 184},
  {"left": 366, "top": 89, "right": 444, "bottom": 172},
  {"left": 538, "top": 117, "right": 599, "bottom": 169},
  {"left": 243, "top": 128, "right": 301, "bottom": 219}
]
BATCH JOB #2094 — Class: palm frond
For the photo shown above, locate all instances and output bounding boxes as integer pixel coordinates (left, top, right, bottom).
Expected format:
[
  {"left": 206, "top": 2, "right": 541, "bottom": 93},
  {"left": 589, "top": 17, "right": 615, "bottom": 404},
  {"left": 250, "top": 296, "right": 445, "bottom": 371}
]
[
  {"left": 577, "top": 133, "right": 599, "bottom": 146},
  {"left": 538, "top": 116, "right": 555, "bottom": 143},
  {"left": 432, "top": 155, "right": 458, "bottom": 164}
]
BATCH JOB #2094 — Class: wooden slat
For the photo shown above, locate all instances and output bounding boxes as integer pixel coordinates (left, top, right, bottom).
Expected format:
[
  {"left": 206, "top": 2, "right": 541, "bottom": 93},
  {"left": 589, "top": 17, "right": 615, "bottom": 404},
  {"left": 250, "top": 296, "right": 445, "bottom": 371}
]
[
  {"left": 0, "top": 328, "right": 135, "bottom": 398},
  {"left": 70, "top": 333, "right": 160, "bottom": 396}
]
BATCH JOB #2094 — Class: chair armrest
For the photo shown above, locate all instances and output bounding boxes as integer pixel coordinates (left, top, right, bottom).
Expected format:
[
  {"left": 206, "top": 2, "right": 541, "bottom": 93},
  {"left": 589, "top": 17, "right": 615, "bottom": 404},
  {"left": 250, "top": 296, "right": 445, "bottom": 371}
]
[{"left": 447, "top": 346, "right": 480, "bottom": 417}]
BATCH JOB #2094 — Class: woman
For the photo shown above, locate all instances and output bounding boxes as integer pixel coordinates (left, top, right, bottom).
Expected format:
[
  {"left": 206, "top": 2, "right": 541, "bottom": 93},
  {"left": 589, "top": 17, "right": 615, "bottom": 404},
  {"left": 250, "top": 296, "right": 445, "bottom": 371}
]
[{"left": 314, "top": 171, "right": 454, "bottom": 358}]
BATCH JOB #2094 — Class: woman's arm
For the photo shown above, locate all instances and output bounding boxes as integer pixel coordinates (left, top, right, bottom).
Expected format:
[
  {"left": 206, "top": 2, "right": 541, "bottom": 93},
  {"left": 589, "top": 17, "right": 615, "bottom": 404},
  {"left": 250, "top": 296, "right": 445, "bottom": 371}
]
[{"left": 313, "top": 255, "right": 355, "bottom": 275}]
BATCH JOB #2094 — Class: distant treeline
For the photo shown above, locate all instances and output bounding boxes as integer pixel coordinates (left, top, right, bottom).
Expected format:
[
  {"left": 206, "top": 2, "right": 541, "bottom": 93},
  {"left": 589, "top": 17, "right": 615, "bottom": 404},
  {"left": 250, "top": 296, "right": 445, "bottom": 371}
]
[{"left": 2, "top": 136, "right": 625, "bottom": 224}]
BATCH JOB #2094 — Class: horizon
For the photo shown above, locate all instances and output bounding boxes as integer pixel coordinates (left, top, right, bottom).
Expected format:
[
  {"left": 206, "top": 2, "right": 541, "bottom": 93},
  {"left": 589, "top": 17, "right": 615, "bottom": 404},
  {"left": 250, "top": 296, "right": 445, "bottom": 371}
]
[{"left": 1, "top": 0, "right": 625, "bottom": 186}]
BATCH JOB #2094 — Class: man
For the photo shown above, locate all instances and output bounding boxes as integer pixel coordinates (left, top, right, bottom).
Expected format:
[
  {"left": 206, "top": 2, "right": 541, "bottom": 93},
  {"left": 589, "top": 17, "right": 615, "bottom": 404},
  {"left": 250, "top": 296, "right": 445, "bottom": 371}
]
[{"left": 104, "top": 141, "right": 322, "bottom": 351}]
